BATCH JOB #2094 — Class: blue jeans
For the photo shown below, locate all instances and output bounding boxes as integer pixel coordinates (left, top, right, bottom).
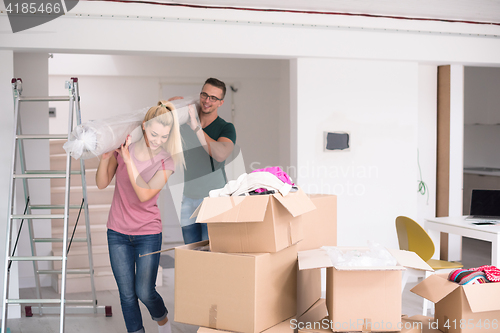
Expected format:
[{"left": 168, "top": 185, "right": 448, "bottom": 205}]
[
  {"left": 180, "top": 196, "right": 208, "bottom": 244},
  {"left": 107, "top": 229, "right": 167, "bottom": 333}
]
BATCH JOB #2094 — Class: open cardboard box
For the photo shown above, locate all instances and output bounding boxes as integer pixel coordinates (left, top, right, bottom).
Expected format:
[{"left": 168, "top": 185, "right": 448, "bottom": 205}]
[
  {"left": 295, "top": 194, "right": 336, "bottom": 319},
  {"left": 411, "top": 273, "right": 500, "bottom": 333},
  {"left": 174, "top": 241, "right": 298, "bottom": 333},
  {"left": 297, "top": 265, "right": 322, "bottom": 320},
  {"left": 297, "top": 298, "right": 329, "bottom": 327},
  {"left": 297, "top": 247, "right": 434, "bottom": 332},
  {"left": 192, "top": 187, "right": 316, "bottom": 253},
  {"left": 298, "top": 194, "right": 337, "bottom": 251}
]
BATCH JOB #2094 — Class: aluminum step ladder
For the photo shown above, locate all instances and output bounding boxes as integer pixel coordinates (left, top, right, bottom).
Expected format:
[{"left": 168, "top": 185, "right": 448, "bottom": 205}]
[{"left": 1, "top": 78, "right": 111, "bottom": 333}]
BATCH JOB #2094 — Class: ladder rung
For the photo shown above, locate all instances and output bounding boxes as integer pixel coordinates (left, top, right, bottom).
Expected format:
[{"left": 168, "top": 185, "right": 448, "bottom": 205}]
[
  {"left": 9, "top": 256, "right": 63, "bottom": 261},
  {"left": 11, "top": 214, "right": 65, "bottom": 219},
  {"left": 6, "top": 298, "right": 61, "bottom": 304},
  {"left": 67, "top": 300, "right": 96, "bottom": 306},
  {"left": 19, "top": 96, "right": 70, "bottom": 102},
  {"left": 25, "top": 170, "right": 81, "bottom": 175},
  {"left": 17, "top": 134, "right": 68, "bottom": 140},
  {"left": 34, "top": 238, "right": 87, "bottom": 243},
  {"left": 29, "top": 303, "right": 109, "bottom": 315},
  {"left": 28, "top": 300, "right": 96, "bottom": 306},
  {"left": 38, "top": 269, "right": 91, "bottom": 275},
  {"left": 30, "top": 205, "right": 80, "bottom": 209},
  {"left": 14, "top": 173, "right": 68, "bottom": 179},
  {"left": 30, "top": 204, "right": 82, "bottom": 210},
  {"left": 17, "top": 170, "right": 82, "bottom": 180}
]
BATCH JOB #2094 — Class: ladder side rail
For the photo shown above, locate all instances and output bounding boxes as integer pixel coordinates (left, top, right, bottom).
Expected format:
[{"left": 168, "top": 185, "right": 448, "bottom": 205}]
[
  {"left": 74, "top": 79, "right": 98, "bottom": 313},
  {"left": 15, "top": 105, "right": 43, "bottom": 313},
  {"left": 1, "top": 90, "right": 21, "bottom": 333},
  {"left": 59, "top": 83, "right": 78, "bottom": 333}
]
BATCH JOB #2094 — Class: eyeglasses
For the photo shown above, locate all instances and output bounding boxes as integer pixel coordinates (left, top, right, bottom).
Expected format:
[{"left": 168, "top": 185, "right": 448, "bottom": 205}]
[{"left": 200, "top": 92, "right": 223, "bottom": 102}]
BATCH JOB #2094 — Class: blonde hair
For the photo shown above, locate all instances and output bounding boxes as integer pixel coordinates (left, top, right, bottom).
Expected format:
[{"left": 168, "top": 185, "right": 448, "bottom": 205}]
[{"left": 143, "top": 101, "right": 185, "bottom": 168}]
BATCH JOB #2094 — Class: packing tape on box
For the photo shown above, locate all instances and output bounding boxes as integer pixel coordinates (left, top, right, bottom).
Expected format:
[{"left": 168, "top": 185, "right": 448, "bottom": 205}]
[{"left": 209, "top": 304, "right": 217, "bottom": 328}]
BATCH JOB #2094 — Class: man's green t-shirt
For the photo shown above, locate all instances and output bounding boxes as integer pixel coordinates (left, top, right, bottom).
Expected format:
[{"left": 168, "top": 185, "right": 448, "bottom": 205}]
[{"left": 181, "top": 116, "right": 236, "bottom": 199}]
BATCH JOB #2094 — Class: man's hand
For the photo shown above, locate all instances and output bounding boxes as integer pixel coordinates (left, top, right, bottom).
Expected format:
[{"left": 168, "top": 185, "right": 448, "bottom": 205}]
[{"left": 188, "top": 104, "right": 200, "bottom": 131}]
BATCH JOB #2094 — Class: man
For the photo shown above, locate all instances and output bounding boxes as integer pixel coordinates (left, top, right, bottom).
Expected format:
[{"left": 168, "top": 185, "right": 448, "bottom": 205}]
[{"left": 170, "top": 78, "right": 236, "bottom": 244}]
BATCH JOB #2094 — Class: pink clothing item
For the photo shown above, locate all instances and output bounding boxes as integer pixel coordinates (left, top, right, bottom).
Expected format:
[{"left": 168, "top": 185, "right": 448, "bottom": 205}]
[
  {"left": 470, "top": 265, "right": 500, "bottom": 282},
  {"left": 107, "top": 143, "right": 175, "bottom": 235},
  {"left": 251, "top": 166, "right": 294, "bottom": 193}
]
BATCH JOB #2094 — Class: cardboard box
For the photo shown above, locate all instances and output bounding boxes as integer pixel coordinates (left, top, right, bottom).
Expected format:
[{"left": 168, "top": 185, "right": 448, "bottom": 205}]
[
  {"left": 411, "top": 273, "right": 500, "bottom": 333},
  {"left": 297, "top": 298, "right": 328, "bottom": 327},
  {"left": 198, "top": 316, "right": 296, "bottom": 333},
  {"left": 297, "top": 266, "right": 322, "bottom": 319},
  {"left": 298, "top": 194, "right": 337, "bottom": 251},
  {"left": 193, "top": 188, "right": 316, "bottom": 253},
  {"left": 297, "top": 247, "right": 433, "bottom": 332},
  {"left": 174, "top": 241, "right": 298, "bottom": 333}
]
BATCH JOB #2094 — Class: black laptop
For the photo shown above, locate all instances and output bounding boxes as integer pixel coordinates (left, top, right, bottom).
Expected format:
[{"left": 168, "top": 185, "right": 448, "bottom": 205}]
[{"left": 467, "top": 189, "right": 500, "bottom": 223}]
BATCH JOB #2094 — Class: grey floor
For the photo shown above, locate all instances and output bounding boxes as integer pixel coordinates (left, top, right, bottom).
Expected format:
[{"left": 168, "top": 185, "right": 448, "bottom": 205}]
[{"left": 4, "top": 237, "right": 492, "bottom": 333}]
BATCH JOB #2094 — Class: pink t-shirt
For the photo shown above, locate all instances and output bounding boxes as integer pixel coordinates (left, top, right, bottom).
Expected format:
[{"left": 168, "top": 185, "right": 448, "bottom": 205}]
[{"left": 107, "top": 143, "right": 175, "bottom": 235}]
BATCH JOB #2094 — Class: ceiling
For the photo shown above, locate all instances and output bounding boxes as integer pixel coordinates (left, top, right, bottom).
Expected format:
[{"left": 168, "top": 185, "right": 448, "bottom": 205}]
[{"left": 154, "top": 0, "right": 500, "bottom": 24}]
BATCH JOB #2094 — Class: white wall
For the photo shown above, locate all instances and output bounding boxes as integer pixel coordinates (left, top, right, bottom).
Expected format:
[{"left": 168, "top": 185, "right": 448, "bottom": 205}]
[
  {"left": 416, "top": 65, "right": 437, "bottom": 228},
  {"left": 449, "top": 65, "right": 465, "bottom": 218},
  {"left": 294, "top": 58, "right": 419, "bottom": 248}
]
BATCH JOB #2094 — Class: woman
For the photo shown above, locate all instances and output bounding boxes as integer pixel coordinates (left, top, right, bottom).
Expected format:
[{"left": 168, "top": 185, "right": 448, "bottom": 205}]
[{"left": 96, "top": 101, "right": 184, "bottom": 333}]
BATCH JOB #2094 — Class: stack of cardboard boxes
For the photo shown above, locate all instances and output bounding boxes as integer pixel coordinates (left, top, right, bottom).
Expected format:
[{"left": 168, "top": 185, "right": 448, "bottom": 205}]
[
  {"left": 174, "top": 188, "right": 337, "bottom": 333},
  {"left": 173, "top": 186, "right": 499, "bottom": 333}
]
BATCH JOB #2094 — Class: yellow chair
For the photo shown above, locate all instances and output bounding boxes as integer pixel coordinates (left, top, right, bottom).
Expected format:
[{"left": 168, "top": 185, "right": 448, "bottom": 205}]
[{"left": 395, "top": 216, "right": 463, "bottom": 315}]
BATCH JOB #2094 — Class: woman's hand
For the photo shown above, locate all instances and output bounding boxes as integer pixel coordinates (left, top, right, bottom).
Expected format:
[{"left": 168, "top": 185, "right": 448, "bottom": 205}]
[
  {"left": 96, "top": 148, "right": 118, "bottom": 190},
  {"left": 116, "top": 135, "right": 132, "bottom": 164},
  {"left": 101, "top": 150, "right": 115, "bottom": 160}
]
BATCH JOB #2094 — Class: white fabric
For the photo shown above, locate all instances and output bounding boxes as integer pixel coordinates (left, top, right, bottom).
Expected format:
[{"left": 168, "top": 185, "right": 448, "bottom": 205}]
[{"left": 209, "top": 172, "right": 293, "bottom": 197}]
